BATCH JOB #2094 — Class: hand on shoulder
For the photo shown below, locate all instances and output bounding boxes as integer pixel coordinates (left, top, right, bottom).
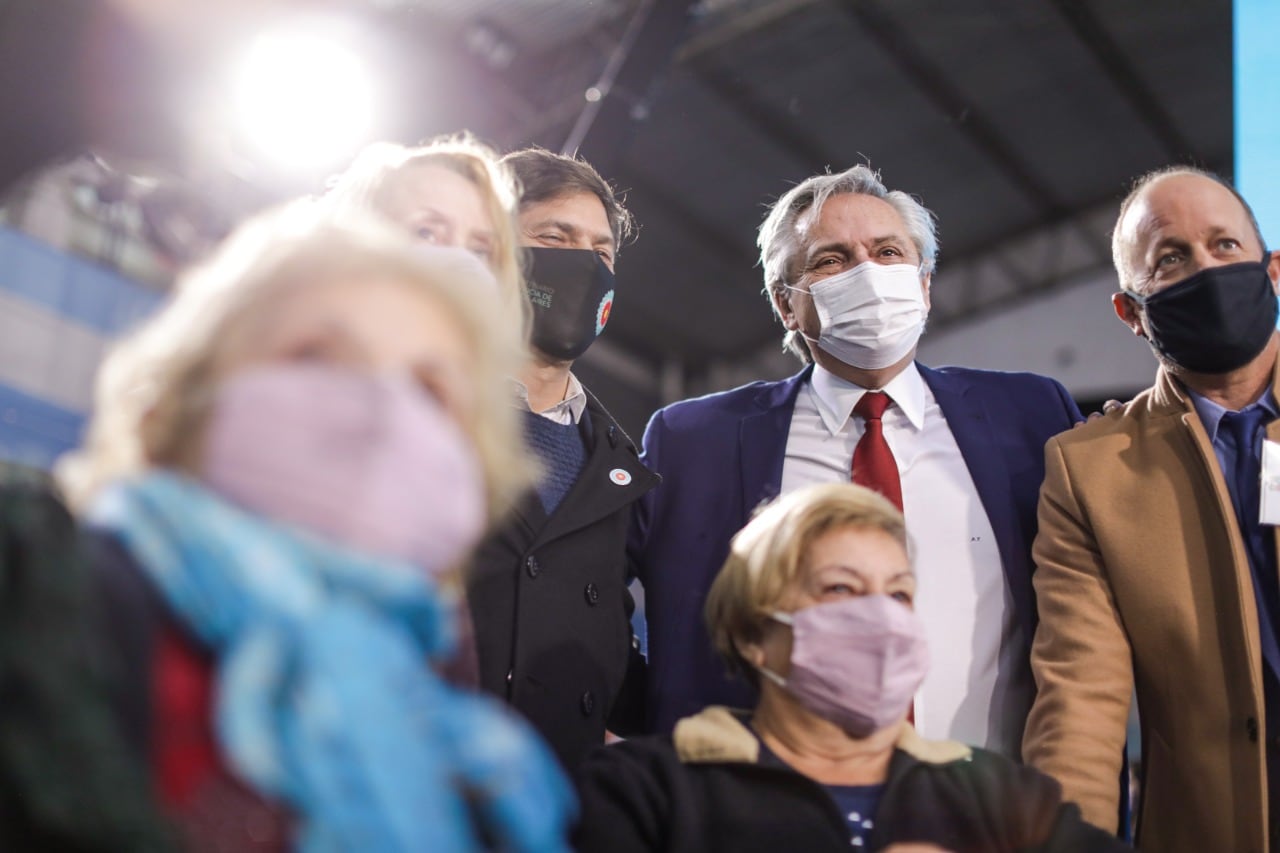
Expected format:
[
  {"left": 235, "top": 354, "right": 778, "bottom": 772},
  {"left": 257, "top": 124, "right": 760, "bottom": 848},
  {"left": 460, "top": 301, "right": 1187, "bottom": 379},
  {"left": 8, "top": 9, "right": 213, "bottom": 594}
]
[{"left": 1075, "top": 399, "right": 1124, "bottom": 427}]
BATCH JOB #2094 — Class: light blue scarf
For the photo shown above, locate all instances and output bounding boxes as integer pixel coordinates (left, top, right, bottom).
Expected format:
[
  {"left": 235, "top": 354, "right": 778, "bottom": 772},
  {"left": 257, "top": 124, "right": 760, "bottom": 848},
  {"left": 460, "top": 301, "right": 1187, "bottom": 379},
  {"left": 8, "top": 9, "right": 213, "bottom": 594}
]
[{"left": 89, "top": 472, "right": 576, "bottom": 853}]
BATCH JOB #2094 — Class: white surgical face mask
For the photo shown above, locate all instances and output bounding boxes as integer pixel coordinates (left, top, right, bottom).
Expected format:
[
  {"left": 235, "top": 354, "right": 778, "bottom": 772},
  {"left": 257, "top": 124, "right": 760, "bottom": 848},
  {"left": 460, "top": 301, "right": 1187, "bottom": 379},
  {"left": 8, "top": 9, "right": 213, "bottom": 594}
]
[{"left": 787, "top": 261, "right": 928, "bottom": 370}]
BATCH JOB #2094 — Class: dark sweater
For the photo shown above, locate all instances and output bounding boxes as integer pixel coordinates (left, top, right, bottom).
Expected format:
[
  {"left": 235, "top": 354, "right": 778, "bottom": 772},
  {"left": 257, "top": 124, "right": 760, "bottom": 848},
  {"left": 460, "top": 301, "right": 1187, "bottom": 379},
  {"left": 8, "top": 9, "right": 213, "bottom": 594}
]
[
  {"left": 522, "top": 411, "right": 588, "bottom": 514},
  {"left": 574, "top": 707, "right": 1129, "bottom": 853}
]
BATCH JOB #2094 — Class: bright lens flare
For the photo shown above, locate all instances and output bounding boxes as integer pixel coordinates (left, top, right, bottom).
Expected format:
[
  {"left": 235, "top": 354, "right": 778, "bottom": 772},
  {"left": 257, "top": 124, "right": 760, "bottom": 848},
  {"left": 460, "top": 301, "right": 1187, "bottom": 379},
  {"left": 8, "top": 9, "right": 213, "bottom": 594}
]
[{"left": 230, "top": 30, "right": 376, "bottom": 171}]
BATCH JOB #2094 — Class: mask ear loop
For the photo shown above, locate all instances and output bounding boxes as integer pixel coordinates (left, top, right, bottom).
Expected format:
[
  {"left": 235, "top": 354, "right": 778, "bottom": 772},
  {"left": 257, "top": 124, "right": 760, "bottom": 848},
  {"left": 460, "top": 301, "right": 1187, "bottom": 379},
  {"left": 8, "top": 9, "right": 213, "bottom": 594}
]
[
  {"left": 776, "top": 287, "right": 826, "bottom": 350},
  {"left": 755, "top": 665, "right": 788, "bottom": 688},
  {"left": 751, "top": 610, "right": 795, "bottom": 687}
]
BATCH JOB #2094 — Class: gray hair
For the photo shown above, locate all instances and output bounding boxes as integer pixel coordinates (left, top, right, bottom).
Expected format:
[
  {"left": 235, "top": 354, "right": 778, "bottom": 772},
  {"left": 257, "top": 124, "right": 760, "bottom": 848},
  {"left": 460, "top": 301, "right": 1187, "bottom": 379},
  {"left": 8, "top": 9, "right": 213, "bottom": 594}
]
[
  {"left": 757, "top": 165, "right": 939, "bottom": 361},
  {"left": 1111, "top": 165, "right": 1266, "bottom": 295}
]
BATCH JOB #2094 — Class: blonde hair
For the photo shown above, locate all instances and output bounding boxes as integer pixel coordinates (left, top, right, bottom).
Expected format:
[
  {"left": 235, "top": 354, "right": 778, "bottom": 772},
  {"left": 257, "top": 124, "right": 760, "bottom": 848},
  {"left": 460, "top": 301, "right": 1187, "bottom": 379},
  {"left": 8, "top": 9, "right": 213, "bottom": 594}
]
[
  {"left": 59, "top": 203, "right": 535, "bottom": 525},
  {"left": 705, "top": 483, "right": 909, "bottom": 686},
  {"left": 325, "top": 136, "right": 529, "bottom": 347}
]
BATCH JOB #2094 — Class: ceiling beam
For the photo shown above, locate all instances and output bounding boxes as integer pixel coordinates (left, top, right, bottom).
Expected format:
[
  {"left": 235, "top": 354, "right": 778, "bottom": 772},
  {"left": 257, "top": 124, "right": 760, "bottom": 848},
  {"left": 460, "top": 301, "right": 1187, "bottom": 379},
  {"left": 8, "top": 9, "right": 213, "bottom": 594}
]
[
  {"left": 1049, "top": 0, "right": 1198, "bottom": 163},
  {"left": 686, "top": 57, "right": 840, "bottom": 173},
  {"left": 838, "top": 0, "right": 1069, "bottom": 220},
  {"left": 563, "top": 0, "right": 700, "bottom": 173},
  {"left": 940, "top": 152, "right": 1229, "bottom": 267},
  {"left": 619, "top": 168, "right": 757, "bottom": 269},
  {"left": 927, "top": 258, "right": 1114, "bottom": 333},
  {"left": 677, "top": 0, "right": 826, "bottom": 63}
]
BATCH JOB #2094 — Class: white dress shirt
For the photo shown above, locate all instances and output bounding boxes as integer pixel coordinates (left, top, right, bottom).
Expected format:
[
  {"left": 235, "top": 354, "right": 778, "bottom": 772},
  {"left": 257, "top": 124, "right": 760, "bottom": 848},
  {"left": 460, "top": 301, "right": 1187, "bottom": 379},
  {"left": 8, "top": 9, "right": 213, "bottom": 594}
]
[
  {"left": 512, "top": 372, "right": 588, "bottom": 425},
  {"left": 780, "top": 362, "right": 1032, "bottom": 759}
]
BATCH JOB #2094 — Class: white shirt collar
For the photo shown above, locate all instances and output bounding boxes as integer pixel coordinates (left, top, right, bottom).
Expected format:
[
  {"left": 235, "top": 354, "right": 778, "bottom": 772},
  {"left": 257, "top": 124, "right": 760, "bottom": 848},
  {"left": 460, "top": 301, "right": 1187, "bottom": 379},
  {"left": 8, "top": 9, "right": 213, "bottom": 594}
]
[
  {"left": 809, "top": 361, "right": 927, "bottom": 436},
  {"left": 511, "top": 372, "right": 588, "bottom": 424}
]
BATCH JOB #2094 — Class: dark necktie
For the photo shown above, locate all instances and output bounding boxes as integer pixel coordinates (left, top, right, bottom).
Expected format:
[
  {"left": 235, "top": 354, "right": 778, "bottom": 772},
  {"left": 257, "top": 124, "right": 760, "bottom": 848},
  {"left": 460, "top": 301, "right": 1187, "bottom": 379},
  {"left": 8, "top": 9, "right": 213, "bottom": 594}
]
[
  {"left": 1223, "top": 407, "right": 1270, "bottom": 565},
  {"left": 852, "top": 391, "right": 902, "bottom": 511},
  {"left": 1222, "top": 407, "right": 1280, "bottom": 669},
  {"left": 1221, "top": 406, "right": 1280, "bottom": 829}
]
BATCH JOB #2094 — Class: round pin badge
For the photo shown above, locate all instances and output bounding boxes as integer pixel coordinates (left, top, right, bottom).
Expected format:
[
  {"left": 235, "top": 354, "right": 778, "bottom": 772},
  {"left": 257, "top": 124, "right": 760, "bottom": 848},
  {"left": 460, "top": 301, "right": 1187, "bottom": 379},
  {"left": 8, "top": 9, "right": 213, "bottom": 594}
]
[
  {"left": 609, "top": 468, "right": 632, "bottom": 486},
  {"left": 596, "top": 289, "right": 615, "bottom": 335}
]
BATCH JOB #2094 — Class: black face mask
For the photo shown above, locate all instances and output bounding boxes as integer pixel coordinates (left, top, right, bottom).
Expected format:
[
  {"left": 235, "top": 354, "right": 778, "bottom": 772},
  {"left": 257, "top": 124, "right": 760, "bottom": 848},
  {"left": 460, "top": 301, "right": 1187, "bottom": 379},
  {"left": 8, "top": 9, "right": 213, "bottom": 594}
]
[
  {"left": 1128, "top": 256, "right": 1278, "bottom": 374},
  {"left": 525, "top": 247, "right": 616, "bottom": 362}
]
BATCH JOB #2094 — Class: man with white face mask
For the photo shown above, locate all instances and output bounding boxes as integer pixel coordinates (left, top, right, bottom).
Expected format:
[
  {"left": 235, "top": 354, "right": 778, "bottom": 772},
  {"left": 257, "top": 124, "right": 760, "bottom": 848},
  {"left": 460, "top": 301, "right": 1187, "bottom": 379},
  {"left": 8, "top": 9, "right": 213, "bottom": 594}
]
[{"left": 630, "top": 165, "right": 1082, "bottom": 760}]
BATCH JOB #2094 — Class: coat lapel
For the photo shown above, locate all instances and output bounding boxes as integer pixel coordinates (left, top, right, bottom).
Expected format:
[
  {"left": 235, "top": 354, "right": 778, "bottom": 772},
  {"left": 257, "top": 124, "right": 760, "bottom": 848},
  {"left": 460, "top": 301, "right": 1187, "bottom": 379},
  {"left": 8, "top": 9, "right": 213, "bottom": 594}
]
[
  {"left": 531, "top": 392, "right": 658, "bottom": 550},
  {"left": 738, "top": 367, "right": 812, "bottom": 522},
  {"left": 1156, "top": 367, "right": 1272, "bottom": 692},
  {"left": 506, "top": 492, "right": 548, "bottom": 543},
  {"left": 919, "top": 364, "right": 1035, "bottom": 643}
]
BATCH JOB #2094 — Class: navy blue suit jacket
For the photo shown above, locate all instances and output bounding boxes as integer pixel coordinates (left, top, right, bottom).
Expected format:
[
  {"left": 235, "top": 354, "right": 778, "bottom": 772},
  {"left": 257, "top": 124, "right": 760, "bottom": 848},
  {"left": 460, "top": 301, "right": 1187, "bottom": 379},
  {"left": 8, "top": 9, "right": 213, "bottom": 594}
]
[{"left": 629, "top": 362, "right": 1083, "bottom": 734}]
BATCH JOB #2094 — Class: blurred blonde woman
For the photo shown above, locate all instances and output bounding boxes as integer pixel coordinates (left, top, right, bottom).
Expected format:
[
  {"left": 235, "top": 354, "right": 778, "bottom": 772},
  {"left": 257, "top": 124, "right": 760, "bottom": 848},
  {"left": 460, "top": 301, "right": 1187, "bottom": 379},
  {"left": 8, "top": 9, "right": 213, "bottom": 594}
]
[
  {"left": 323, "top": 135, "right": 532, "bottom": 689},
  {"left": 62, "top": 205, "right": 573, "bottom": 853},
  {"left": 324, "top": 135, "right": 529, "bottom": 347}
]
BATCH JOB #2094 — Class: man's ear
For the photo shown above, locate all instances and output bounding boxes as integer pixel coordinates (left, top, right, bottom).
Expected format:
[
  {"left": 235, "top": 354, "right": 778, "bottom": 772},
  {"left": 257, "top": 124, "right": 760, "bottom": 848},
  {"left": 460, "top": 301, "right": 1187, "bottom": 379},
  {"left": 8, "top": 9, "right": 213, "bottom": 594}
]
[
  {"left": 771, "top": 286, "right": 799, "bottom": 331},
  {"left": 1267, "top": 249, "right": 1280, "bottom": 294},
  {"left": 1112, "top": 291, "right": 1146, "bottom": 338},
  {"left": 920, "top": 271, "right": 932, "bottom": 311}
]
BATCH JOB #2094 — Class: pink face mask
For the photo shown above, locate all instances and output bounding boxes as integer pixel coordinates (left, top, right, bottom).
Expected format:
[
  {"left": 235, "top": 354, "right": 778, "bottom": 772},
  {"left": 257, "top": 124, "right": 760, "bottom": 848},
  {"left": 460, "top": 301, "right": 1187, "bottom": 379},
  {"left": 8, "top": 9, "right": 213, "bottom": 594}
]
[
  {"left": 758, "top": 594, "right": 929, "bottom": 737},
  {"left": 200, "top": 363, "right": 487, "bottom": 575}
]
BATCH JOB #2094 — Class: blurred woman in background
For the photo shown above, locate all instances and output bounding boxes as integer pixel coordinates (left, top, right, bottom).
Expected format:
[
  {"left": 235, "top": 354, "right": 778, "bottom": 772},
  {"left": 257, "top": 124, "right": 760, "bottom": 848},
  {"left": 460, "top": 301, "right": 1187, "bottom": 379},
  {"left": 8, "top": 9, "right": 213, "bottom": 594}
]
[
  {"left": 323, "top": 135, "right": 532, "bottom": 689},
  {"left": 61, "top": 205, "right": 572, "bottom": 852},
  {"left": 324, "top": 136, "right": 529, "bottom": 348}
]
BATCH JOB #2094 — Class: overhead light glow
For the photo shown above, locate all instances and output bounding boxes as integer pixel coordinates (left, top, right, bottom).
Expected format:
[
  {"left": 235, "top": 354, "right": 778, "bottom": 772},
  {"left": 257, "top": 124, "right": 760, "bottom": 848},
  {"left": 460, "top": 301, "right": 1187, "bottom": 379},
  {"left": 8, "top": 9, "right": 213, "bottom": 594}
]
[{"left": 228, "top": 27, "right": 377, "bottom": 173}]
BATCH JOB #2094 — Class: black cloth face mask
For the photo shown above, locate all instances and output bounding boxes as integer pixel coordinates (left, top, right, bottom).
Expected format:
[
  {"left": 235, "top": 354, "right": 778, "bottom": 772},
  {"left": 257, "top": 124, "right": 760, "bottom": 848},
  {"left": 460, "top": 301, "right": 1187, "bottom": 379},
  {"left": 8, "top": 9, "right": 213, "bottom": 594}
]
[
  {"left": 1127, "top": 255, "right": 1278, "bottom": 374},
  {"left": 525, "top": 247, "right": 616, "bottom": 362}
]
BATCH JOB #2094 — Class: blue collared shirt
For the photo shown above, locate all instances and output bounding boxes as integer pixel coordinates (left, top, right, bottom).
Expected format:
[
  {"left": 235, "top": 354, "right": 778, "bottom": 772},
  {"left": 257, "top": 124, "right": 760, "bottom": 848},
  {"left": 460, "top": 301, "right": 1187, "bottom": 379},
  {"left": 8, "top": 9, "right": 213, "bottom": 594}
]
[{"left": 1187, "top": 387, "right": 1279, "bottom": 514}]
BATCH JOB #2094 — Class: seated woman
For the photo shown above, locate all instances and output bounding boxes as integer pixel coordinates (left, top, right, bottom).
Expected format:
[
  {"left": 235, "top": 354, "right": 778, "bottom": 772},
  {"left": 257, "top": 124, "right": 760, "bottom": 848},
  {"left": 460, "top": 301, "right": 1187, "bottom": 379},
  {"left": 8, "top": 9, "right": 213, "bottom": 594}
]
[
  {"left": 60, "top": 205, "right": 572, "bottom": 852},
  {"left": 574, "top": 483, "right": 1127, "bottom": 853}
]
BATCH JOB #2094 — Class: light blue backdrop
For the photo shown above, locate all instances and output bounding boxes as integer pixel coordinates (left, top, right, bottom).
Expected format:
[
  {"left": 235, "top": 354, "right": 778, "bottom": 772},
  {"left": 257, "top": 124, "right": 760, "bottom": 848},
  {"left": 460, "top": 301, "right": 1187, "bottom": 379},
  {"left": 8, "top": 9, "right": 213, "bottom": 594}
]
[{"left": 1236, "top": 0, "right": 1280, "bottom": 247}]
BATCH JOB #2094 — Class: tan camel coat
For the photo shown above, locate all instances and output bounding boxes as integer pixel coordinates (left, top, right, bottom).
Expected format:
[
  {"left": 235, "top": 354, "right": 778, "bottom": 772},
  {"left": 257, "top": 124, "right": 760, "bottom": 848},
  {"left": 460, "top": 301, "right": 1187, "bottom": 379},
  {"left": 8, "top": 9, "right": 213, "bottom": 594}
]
[{"left": 1023, "top": 359, "right": 1279, "bottom": 851}]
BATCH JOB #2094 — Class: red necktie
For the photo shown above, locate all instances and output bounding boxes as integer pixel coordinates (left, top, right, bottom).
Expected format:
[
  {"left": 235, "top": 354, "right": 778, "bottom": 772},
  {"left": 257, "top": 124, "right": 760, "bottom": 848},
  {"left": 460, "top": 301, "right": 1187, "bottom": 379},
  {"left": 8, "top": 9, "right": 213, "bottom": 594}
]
[
  {"left": 851, "top": 390, "right": 914, "bottom": 725},
  {"left": 851, "top": 391, "right": 902, "bottom": 511}
]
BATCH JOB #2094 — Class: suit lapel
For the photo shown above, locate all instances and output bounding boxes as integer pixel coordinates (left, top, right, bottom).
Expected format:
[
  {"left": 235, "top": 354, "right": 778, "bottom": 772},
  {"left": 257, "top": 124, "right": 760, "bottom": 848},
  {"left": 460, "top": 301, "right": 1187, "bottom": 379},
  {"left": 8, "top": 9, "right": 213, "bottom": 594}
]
[
  {"left": 919, "top": 364, "right": 1035, "bottom": 642},
  {"left": 739, "top": 367, "right": 813, "bottom": 522}
]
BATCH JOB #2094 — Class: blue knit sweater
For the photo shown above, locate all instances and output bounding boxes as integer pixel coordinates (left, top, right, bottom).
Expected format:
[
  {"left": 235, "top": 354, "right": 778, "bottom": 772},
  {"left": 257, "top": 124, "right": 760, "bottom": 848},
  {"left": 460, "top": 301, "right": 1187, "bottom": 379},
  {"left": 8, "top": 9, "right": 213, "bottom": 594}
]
[{"left": 523, "top": 412, "right": 588, "bottom": 514}]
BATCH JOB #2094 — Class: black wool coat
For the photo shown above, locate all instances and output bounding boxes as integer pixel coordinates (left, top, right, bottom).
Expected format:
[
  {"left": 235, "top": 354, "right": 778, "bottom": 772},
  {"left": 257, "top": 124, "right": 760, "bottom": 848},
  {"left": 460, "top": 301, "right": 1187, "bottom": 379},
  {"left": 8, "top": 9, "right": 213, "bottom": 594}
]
[
  {"left": 574, "top": 707, "right": 1130, "bottom": 853},
  {"left": 467, "top": 389, "right": 658, "bottom": 769}
]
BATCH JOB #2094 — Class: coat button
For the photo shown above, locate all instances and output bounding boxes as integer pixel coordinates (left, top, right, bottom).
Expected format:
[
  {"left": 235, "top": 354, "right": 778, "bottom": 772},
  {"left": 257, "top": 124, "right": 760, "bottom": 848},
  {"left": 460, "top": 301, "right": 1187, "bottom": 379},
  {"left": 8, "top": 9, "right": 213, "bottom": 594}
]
[
  {"left": 607, "top": 425, "right": 619, "bottom": 448},
  {"left": 1247, "top": 717, "right": 1260, "bottom": 742},
  {"left": 525, "top": 555, "right": 540, "bottom": 579},
  {"left": 580, "top": 690, "right": 596, "bottom": 716},
  {"left": 584, "top": 582, "right": 600, "bottom": 606}
]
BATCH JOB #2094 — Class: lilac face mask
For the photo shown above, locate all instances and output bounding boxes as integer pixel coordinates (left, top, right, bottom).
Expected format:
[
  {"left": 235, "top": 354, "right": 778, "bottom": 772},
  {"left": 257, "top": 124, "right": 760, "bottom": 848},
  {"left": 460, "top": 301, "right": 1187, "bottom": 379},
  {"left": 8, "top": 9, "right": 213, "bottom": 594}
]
[
  {"left": 200, "top": 363, "right": 487, "bottom": 575},
  {"left": 758, "top": 594, "right": 929, "bottom": 737}
]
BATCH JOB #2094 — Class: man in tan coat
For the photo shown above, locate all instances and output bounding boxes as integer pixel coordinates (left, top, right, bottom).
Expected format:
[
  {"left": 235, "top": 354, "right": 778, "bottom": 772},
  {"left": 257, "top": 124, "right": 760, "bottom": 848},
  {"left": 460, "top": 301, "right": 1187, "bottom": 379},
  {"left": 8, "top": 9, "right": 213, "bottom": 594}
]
[{"left": 1023, "top": 166, "right": 1280, "bottom": 851}]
